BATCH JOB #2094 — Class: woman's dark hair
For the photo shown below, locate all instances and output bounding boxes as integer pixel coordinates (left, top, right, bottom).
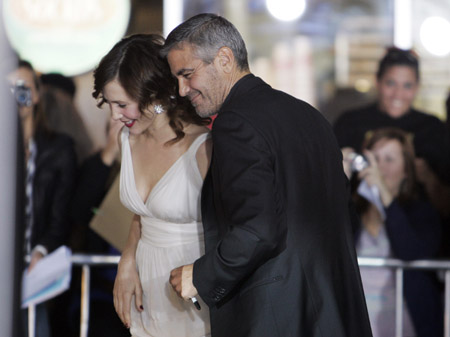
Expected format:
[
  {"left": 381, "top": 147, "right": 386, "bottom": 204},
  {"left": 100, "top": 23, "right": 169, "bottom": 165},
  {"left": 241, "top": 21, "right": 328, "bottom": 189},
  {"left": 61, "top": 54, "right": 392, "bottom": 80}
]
[
  {"left": 354, "top": 127, "right": 418, "bottom": 213},
  {"left": 93, "top": 34, "right": 210, "bottom": 144},
  {"left": 18, "top": 60, "right": 51, "bottom": 137},
  {"left": 376, "top": 47, "right": 420, "bottom": 81}
]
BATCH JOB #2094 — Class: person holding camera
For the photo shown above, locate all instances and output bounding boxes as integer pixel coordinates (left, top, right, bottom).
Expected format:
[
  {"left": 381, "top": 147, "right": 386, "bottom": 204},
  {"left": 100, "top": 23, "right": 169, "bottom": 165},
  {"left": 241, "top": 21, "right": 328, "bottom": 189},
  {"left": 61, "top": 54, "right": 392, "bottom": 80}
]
[
  {"left": 335, "top": 47, "right": 450, "bottom": 185},
  {"left": 334, "top": 47, "right": 450, "bottom": 259},
  {"left": 343, "top": 127, "right": 443, "bottom": 337},
  {"left": 8, "top": 60, "right": 77, "bottom": 337}
]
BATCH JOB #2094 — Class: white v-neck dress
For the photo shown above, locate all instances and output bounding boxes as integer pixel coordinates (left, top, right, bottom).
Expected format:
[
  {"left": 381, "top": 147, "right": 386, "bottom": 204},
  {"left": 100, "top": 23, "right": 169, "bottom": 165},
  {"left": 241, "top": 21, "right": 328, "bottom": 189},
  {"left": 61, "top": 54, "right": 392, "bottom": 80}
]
[{"left": 119, "top": 127, "right": 211, "bottom": 337}]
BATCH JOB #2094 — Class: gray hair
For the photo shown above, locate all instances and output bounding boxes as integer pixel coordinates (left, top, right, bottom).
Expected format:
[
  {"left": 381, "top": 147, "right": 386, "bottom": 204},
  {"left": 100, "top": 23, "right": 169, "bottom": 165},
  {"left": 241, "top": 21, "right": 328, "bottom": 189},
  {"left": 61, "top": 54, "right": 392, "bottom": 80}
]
[{"left": 161, "top": 13, "right": 249, "bottom": 71}]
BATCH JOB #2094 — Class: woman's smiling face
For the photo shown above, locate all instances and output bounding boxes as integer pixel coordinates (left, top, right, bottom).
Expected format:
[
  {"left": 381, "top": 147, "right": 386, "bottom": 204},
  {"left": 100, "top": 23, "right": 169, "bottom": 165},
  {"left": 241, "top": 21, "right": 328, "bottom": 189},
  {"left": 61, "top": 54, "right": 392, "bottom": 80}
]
[
  {"left": 377, "top": 65, "right": 418, "bottom": 118},
  {"left": 103, "top": 79, "right": 155, "bottom": 135}
]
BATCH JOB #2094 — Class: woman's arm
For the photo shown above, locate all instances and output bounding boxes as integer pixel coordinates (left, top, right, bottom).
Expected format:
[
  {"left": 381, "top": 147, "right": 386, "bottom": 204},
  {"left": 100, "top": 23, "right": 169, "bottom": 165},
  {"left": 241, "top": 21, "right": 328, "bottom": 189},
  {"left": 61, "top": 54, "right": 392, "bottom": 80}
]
[{"left": 113, "top": 214, "right": 143, "bottom": 329}]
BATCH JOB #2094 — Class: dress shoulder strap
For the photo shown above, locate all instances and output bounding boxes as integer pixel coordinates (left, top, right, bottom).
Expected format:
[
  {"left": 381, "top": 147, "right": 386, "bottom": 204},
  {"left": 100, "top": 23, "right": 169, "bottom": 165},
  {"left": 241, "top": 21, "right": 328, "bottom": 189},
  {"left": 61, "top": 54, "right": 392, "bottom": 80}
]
[{"left": 186, "top": 132, "right": 211, "bottom": 157}]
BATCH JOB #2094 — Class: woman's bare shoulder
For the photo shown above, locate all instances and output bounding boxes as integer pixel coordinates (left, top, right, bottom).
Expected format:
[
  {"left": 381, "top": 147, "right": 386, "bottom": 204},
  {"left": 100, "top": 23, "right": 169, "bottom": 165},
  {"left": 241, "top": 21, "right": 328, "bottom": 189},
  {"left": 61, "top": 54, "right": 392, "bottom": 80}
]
[{"left": 185, "top": 124, "right": 210, "bottom": 137}]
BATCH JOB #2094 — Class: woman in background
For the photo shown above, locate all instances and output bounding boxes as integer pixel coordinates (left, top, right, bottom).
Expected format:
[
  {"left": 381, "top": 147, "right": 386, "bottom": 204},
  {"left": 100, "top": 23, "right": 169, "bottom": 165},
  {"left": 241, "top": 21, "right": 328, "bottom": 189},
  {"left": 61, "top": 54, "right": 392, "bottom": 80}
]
[
  {"left": 8, "top": 60, "right": 77, "bottom": 337},
  {"left": 334, "top": 47, "right": 450, "bottom": 258},
  {"left": 343, "top": 127, "right": 443, "bottom": 337},
  {"left": 334, "top": 47, "right": 450, "bottom": 184},
  {"left": 93, "top": 34, "right": 212, "bottom": 336}
]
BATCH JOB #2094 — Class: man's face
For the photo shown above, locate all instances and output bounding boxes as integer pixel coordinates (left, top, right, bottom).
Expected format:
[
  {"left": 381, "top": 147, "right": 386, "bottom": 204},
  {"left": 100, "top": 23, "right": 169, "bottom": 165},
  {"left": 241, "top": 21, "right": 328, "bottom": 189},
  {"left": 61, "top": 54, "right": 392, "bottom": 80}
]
[{"left": 167, "top": 44, "right": 225, "bottom": 117}]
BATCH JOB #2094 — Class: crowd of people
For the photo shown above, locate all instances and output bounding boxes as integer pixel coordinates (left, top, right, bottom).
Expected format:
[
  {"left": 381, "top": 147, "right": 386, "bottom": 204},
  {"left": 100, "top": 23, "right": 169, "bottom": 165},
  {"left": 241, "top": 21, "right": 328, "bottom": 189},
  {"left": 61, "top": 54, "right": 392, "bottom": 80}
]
[
  {"left": 7, "top": 59, "right": 128, "bottom": 336},
  {"left": 334, "top": 46, "right": 450, "bottom": 336},
  {"left": 9, "top": 12, "right": 450, "bottom": 337}
]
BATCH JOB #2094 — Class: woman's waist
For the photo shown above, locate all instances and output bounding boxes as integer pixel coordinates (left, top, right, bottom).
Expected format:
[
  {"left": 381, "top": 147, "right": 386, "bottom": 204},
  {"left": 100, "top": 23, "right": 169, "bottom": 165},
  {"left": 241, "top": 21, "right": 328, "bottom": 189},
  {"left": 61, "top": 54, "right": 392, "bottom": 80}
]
[{"left": 140, "top": 217, "right": 204, "bottom": 247}]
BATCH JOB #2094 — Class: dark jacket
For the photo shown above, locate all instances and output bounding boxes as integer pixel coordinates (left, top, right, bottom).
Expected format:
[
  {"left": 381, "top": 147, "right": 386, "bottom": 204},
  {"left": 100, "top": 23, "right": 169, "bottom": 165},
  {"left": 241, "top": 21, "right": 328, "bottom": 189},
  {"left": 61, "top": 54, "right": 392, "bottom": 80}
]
[
  {"left": 193, "top": 75, "right": 372, "bottom": 337},
  {"left": 31, "top": 131, "right": 77, "bottom": 253}
]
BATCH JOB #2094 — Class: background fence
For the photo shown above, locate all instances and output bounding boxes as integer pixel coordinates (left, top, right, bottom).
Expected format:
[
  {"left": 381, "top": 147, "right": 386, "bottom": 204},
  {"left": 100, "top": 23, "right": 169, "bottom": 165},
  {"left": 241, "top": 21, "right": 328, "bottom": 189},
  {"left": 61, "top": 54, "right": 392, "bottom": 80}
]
[{"left": 26, "top": 255, "right": 450, "bottom": 337}]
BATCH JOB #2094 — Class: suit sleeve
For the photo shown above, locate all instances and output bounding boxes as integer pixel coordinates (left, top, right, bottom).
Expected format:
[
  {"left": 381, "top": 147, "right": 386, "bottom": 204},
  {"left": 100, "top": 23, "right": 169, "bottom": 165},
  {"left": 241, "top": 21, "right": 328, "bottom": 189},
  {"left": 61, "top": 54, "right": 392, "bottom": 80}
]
[{"left": 193, "top": 111, "right": 287, "bottom": 306}]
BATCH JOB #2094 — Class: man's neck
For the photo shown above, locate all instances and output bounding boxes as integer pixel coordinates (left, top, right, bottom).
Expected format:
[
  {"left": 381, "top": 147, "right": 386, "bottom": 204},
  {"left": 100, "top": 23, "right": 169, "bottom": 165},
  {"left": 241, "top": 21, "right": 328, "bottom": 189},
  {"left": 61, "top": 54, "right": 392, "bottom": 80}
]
[{"left": 222, "top": 69, "right": 251, "bottom": 101}]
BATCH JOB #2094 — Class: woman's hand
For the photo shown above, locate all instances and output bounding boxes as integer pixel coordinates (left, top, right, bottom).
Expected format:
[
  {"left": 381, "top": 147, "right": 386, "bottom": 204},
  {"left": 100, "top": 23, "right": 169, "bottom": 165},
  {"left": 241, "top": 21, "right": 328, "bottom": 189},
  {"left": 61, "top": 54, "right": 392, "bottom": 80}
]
[
  {"left": 358, "top": 150, "right": 393, "bottom": 207},
  {"left": 27, "top": 250, "right": 44, "bottom": 273},
  {"left": 113, "top": 253, "right": 143, "bottom": 329}
]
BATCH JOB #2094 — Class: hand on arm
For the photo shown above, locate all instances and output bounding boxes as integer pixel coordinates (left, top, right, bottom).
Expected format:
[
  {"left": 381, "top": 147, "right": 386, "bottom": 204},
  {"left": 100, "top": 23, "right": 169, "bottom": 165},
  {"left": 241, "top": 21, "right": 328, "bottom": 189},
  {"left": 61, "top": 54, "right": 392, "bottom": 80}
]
[{"left": 113, "top": 214, "right": 143, "bottom": 328}]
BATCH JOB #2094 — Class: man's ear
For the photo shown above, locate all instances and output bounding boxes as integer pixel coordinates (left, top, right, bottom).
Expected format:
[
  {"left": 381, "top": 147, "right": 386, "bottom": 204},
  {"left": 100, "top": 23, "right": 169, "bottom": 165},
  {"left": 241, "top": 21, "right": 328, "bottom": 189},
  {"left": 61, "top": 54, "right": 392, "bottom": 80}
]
[{"left": 215, "top": 47, "right": 234, "bottom": 73}]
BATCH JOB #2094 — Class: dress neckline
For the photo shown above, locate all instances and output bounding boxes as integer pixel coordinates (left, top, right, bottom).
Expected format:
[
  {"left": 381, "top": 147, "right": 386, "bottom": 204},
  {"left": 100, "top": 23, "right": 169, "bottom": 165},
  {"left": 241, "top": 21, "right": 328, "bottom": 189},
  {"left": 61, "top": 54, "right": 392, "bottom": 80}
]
[{"left": 124, "top": 128, "right": 208, "bottom": 205}]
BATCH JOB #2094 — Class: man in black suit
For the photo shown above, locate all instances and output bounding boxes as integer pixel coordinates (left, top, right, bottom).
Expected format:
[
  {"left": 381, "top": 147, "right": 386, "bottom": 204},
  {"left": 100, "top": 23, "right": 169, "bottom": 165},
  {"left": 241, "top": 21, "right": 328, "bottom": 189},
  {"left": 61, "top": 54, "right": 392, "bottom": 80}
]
[{"left": 164, "top": 13, "right": 372, "bottom": 337}]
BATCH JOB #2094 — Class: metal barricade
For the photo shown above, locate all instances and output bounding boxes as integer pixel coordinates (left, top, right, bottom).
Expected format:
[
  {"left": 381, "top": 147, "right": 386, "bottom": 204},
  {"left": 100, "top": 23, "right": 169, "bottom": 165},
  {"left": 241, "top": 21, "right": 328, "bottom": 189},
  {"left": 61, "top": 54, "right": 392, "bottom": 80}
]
[
  {"left": 358, "top": 257, "right": 450, "bottom": 337},
  {"left": 72, "top": 254, "right": 120, "bottom": 337},
  {"left": 26, "top": 254, "right": 120, "bottom": 337},
  {"left": 27, "top": 255, "right": 450, "bottom": 337}
]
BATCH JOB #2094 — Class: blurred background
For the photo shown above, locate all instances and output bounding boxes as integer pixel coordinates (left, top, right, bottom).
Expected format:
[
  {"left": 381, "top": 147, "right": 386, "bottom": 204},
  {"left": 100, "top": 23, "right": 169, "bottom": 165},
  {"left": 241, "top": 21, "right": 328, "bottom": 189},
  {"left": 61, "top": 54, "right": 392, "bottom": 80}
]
[{"left": 2, "top": 0, "right": 450, "bottom": 151}]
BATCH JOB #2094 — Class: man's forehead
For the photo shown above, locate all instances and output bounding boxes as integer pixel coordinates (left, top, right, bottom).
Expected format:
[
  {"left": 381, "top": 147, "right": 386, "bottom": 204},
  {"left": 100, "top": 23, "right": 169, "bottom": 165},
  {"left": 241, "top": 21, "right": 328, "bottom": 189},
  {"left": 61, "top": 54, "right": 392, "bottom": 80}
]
[
  {"left": 167, "top": 44, "right": 201, "bottom": 71},
  {"left": 168, "top": 42, "right": 195, "bottom": 60}
]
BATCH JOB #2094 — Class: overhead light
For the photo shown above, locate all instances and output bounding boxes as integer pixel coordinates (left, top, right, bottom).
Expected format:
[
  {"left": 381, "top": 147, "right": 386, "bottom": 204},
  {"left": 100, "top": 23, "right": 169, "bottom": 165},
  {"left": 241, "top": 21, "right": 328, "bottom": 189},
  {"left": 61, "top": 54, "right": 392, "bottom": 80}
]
[
  {"left": 394, "top": 0, "right": 412, "bottom": 49},
  {"left": 420, "top": 16, "right": 450, "bottom": 57},
  {"left": 266, "top": 0, "right": 306, "bottom": 22},
  {"left": 3, "top": 0, "right": 131, "bottom": 76},
  {"left": 163, "top": 0, "right": 183, "bottom": 37}
]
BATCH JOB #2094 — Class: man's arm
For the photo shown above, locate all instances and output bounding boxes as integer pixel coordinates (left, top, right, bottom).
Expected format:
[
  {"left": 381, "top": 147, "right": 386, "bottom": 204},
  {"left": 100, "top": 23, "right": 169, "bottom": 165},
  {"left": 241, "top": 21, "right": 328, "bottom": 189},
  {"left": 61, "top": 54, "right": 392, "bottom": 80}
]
[{"left": 193, "top": 111, "right": 287, "bottom": 306}]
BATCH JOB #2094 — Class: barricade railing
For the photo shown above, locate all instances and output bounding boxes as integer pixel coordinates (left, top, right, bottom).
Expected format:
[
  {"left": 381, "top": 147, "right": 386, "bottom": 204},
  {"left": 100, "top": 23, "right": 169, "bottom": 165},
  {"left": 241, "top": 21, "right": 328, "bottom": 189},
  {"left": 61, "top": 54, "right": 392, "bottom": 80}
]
[
  {"left": 27, "top": 255, "right": 450, "bottom": 337},
  {"left": 358, "top": 257, "right": 450, "bottom": 337},
  {"left": 27, "top": 254, "right": 120, "bottom": 337}
]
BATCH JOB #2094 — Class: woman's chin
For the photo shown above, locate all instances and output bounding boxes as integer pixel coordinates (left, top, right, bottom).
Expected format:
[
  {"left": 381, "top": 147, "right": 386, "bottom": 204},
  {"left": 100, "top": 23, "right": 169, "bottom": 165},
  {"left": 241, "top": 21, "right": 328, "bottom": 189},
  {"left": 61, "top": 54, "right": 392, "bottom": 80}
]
[{"left": 385, "top": 108, "right": 409, "bottom": 118}]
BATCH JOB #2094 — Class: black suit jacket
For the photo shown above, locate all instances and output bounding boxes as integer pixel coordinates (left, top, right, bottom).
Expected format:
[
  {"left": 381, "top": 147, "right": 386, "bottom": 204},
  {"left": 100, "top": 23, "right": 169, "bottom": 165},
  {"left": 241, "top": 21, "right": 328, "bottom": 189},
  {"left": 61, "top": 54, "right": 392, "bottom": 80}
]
[{"left": 193, "top": 75, "right": 372, "bottom": 337}]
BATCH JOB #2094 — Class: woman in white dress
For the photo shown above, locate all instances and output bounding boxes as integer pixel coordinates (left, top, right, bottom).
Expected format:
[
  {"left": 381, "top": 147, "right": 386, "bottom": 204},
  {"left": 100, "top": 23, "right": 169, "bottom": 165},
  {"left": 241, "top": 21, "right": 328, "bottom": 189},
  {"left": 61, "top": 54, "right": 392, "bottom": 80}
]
[{"left": 92, "top": 34, "right": 212, "bottom": 337}]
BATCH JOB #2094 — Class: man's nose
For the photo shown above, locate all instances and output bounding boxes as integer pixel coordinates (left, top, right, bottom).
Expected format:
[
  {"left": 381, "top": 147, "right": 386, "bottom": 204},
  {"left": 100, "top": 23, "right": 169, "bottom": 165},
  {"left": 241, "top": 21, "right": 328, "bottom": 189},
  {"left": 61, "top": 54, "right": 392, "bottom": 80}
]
[{"left": 178, "top": 79, "right": 190, "bottom": 97}]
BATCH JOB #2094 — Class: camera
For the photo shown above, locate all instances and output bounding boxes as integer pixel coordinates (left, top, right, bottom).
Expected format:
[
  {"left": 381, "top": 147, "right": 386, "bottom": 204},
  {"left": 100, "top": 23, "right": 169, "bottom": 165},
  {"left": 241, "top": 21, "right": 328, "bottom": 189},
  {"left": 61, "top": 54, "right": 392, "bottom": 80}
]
[
  {"left": 11, "top": 80, "right": 32, "bottom": 107},
  {"left": 348, "top": 152, "right": 369, "bottom": 172}
]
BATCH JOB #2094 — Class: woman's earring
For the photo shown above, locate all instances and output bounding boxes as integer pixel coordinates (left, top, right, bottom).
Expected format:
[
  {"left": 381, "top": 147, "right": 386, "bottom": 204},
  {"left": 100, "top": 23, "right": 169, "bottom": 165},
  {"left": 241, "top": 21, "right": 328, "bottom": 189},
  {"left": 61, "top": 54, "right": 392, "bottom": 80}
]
[{"left": 154, "top": 104, "right": 164, "bottom": 114}]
